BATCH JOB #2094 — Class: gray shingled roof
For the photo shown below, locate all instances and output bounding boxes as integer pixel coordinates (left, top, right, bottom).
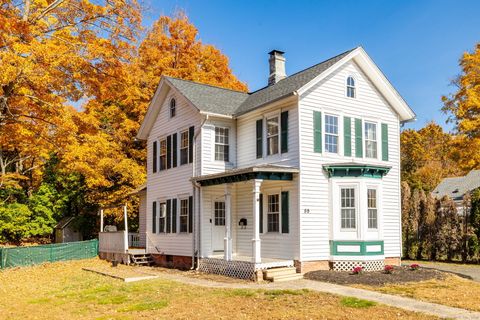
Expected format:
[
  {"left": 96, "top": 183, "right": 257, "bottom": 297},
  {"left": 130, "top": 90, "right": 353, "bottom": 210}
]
[
  {"left": 433, "top": 170, "right": 480, "bottom": 201},
  {"left": 164, "top": 48, "right": 356, "bottom": 117}
]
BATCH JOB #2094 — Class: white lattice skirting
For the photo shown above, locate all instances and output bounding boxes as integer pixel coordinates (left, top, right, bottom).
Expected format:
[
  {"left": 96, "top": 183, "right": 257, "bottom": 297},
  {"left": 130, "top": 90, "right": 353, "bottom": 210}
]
[
  {"left": 332, "top": 260, "right": 384, "bottom": 272},
  {"left": 199, "top": 258, "right": 255, "bottom": 280}
]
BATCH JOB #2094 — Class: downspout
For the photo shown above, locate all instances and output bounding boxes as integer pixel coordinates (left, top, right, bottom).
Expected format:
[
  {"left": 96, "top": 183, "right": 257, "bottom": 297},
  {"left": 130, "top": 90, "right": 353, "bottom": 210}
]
[{"left": 191, "top": 115, "right": 208, "bottom": 269}]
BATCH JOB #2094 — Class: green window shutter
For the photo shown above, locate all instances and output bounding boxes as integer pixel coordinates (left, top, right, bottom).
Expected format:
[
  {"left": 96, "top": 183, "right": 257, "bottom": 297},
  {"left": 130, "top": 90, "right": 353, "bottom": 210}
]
[
  {"left": 259, "top": 193, "right": 263, "bottom": 233},
  {"left": 355, "top": 118, "right": 363, "bottom": 158},
  {"left": 382, "top": 123, "right": 389, "bottom": 161},
  {"left": 280, "top": 111, "right": 289, "bottom": 153},
  {"left": 313, "top": 111, "right": 322, "bottom": 153},
  {"left": 256, "top": 119, "right": 263, "bottom": 158},
  {"left": 344, "top": 117, "right": 352, "bottom": 156},
  {"left": 281, "top": 191, "right": 289, "bottom": 233},
  {"left": 152, "top": 202, "right": 157, "bottom": 233},
  {"left": 152, "top": 141, "right": 157, "bottom": 173},
  {"left": 166, "top": 199, "right": 171, "bottom": 233},
  {"left": 188, "top": 196, "right": 193, "bottom": 233},
  {"left": 172, "top": 198, "right": 177, "bottom": 233},
  {"left": 172, "top": 133, "right": 177, "bottom": 168},
  {"left": 166, "top": 135, "right": 172, "bottom": 169}
]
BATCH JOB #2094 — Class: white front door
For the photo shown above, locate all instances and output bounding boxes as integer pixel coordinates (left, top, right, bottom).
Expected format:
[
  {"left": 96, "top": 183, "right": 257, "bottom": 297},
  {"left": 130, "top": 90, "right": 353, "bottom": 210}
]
[{"left": 212, "top": 201, "right": 226, "bottom": 252}]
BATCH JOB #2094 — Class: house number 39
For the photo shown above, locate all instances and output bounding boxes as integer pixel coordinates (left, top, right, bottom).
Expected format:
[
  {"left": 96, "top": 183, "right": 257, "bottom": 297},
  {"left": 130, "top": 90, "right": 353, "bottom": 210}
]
[{"left": 303, "top": 209, "right": 310, "bottom": 214}]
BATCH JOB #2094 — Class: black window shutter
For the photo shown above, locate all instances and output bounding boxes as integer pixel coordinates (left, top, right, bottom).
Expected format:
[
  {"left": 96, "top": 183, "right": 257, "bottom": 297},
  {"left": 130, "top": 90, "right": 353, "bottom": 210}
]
[
  {"left": 188, "top": 126, "right": 194, "bottom": 164},
  {"left": 281, "top": 111, "right": 289, "bottom": 153},
  {"left": 166, "top": 199, "right": 171, "bottom": 233},
  {"left": 172, "top": 198, "right": 177, "bottom": 233},
  {"left": 259, "top": 193, "right": 263, "bottom": 233},
  {"left": 152, "top": 141, "right": 158, "bottom": 173},
  {"left": 172, "top": 133, "right": 178, "bottom": 167},
  {"left": 281, "top": 191, "right": 289, "bottom": 233},
  {"left": 256, "top": 119, "right": 263, "bottom": 158},
  {"left": 166, "top": 135, "right": 172, "bottom": 169},
  {"left": 188, "top": 196, "right": 193, "bottom": 233},
  {"left": 152, "top": 202, "right": 157, "bottom": 233}
]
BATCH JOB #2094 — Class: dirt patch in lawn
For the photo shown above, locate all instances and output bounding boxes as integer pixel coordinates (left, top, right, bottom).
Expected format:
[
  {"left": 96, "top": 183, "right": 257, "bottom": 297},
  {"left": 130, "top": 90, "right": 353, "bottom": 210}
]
[
  {"left": 305, "top": 266, "right": 446, "bottom": 286},
  {"left": 142, "top": 265, "right": 252, "bottom": 283}
]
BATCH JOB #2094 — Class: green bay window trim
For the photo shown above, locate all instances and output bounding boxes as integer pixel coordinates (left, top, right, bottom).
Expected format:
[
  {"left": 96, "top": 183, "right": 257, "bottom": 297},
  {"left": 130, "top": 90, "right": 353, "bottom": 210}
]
[
  {"left": 344, "top": 117, "right": 352, "bottom": 156},
  {"left": 330, "top": 240, "right": 384, "bottom": 256},
  {"left": 323, "top": 164, "right": 390, "bottom": 179},
  {"left": 313, "top": 111, "right": 322, "bottom": 153}
]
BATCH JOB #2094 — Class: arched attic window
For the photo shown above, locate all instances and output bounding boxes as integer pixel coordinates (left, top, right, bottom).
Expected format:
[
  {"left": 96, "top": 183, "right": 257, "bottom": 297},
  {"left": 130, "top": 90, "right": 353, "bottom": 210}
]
[
  {"left": 346, "top": 76, "right": 356, "bottom": 98},
  {"left": 170, "top": 98, "right": 176, "bottom": 117}
]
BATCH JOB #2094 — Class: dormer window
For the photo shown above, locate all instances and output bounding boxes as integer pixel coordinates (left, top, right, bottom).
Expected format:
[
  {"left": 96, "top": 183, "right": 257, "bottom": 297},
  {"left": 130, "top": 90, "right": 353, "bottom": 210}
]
[
  {"left": 170, "top": 98, "right": 176, "bottom": 117},
  {"left": 346, "top": 76, "right": 356, "bottom": 98}
]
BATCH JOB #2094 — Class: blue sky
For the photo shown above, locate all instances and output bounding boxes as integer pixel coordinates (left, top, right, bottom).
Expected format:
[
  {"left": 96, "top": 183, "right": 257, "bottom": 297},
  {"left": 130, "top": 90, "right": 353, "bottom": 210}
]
[{"left": 143, "top": 0, "right": 479, "bottom": 130}]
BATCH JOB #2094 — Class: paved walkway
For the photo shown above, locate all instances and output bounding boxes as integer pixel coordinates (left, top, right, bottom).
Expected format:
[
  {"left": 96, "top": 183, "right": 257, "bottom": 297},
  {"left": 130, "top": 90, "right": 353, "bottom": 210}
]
[
  {"left": 403, "top": 260, "right": 480, "bottom": 282},
  {"left": 149, "top": 271, "right": 480, "bottom": 320}
]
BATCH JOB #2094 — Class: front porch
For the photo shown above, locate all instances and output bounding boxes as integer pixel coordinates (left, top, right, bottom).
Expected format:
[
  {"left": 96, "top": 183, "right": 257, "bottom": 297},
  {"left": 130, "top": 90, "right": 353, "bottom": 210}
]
[{"left": 193, "top": 165, "right": 300, "bottom": 279}]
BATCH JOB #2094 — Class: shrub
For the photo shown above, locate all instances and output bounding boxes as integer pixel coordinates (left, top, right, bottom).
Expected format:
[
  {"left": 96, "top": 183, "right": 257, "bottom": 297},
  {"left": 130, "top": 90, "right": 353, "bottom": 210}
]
[
  {"left": 352, "top": 266, "right": 363, "bottom": 274},
  {"left": 410, "top": 263, "right": 420, "bottom": 270},
  {"left": 384, "top": 265, "right": 394, "bottom": 274}
]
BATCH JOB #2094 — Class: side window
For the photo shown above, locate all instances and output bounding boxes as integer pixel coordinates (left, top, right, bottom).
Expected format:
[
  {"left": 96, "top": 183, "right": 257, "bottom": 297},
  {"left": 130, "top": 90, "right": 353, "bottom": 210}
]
[
  {"left": 180, "top": 130, "right": 189, "bottom": 165},
  {"left": 325, "top": 115, "right": 339, "bottom": 153},
  {"left": 266, "top": 116, "right": 279, "bottom": 156},
  {"left": 346, "top": 76, "right": 356, "bottom": 98},
  {"left": 159, "top": 139, "right": 167, "bottom": 170},
  {"left": 367, "top": 189, "right": 378, "bottom": 229},
  {"left": 159, "top": 202, "right": 166, "bottom": 233},
  {"left": 170, "top": 98, "right": 176, "bottom": 118},
  {"left": 214, "top": 127, "right": 229, "bottom": 162},
  {"left": 267, "top": 194, "right": 280, "bottom": 232},
  {"left": 179, "top": 199, "right": 189, "bottom": 232},
  {"left": 364, "top": 122, "right": 378, "bottom": 158},
  {"left": 340, "top": 188, "right": 356, "bottom": 229}
]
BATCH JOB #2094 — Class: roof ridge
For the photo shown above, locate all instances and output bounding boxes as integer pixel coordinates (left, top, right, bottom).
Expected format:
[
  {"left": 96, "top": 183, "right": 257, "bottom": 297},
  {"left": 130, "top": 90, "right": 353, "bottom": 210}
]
[
  {"left": 164, "top": 76, "right": 249, "bottom": 94},
  {"left": 247, "top": 47, "right": 358, "bottom": 95}
]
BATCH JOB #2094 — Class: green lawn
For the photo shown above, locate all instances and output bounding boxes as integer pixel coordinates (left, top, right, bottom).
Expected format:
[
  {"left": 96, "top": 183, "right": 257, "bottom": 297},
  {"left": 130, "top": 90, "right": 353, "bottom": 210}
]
[{"left": 0, "top": 259, "right": 437, "bottom": 320}]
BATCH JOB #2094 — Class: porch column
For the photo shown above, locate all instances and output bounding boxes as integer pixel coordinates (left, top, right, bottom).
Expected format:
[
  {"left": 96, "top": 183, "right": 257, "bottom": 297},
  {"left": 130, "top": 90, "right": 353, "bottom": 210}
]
[
  {"left": 252, "top": 179, "right": 263, "bottom": 264},
  {"left": 124, "top": 204, "right": 128, "bottom": 252},
  {"left": 224, "top": 184, "right": 232, "bottom": 261},
  {"left": 100, "top": 209, "right": 104, "bottom": 232}
]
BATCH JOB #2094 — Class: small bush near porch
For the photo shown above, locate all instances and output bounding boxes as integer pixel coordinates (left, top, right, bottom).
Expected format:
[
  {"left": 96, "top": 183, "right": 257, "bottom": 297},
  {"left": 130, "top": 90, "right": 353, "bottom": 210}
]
[{"left": 0, "top": 259, "right": 437, "bottom": 319}]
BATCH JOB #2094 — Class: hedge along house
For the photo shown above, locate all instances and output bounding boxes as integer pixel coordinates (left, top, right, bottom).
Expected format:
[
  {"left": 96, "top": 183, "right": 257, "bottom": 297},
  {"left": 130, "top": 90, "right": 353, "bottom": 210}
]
[{"left": 104, "top": 47, "right": 415, "bottom": 279}]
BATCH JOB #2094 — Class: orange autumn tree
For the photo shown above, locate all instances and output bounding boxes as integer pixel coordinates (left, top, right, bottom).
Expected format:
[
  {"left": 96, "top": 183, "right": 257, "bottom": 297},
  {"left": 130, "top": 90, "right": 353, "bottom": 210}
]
[
  {"left": 68, "top": 13, "right": 247, "bottom": 208},
  {"left": 443, "top": 42, "right": 480, "bottom": 171}
]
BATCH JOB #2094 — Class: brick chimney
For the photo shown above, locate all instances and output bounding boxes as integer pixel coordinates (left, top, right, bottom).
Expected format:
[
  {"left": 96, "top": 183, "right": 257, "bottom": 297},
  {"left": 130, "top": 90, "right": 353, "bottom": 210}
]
[{"left": 268, "top": 50, "right": 286, "bottom": 86}]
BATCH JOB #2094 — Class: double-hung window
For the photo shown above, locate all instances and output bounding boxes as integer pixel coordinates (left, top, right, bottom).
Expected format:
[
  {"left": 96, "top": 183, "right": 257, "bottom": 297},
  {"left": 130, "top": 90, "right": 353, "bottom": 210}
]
[
  {"left": 364, "top": 122, "right": 377, "bottom": 158},
  {"left": 214, "top": 127, "right": 229, "bottom": 162},
  {"left": 180, "top": 130, "right": 189, "bottom": 165},
  {"left": 340, "top": 188, "right": 356, "bottom": 229},
  {"left": 170, "top": 98, "right": 176, "bottom": 118},
  {"left": 267, "top": 194, "right": 280, "bottom": 232},
  {"left": 179, "top": 199, "right": 189, "bottom": 233},
  {"left": 159, "top": 202, "right": 166, "bottom": 233},
  {"left": 325, "top": 115, "right": 339, "bottom": 153},
  {"left": 368, "top": 189, "right": 378, "bottom": 229},
  {"left": 266, "top": 116, "right": 279, "bottom": 156},
  {"left": 214, "top": 201, "right": 226, "bottom": 226},
  {"left": 159, "top": 139, "right": 167, "bottom": 170},
  {"left": 347, "top": 76, "right": 356, "bottom": 98}
]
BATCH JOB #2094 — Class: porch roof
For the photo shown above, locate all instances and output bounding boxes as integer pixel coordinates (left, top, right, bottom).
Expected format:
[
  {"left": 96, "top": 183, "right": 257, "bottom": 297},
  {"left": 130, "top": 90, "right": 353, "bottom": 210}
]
[{"left": 192, "top": 165, "right": 299, "bottom": 186}]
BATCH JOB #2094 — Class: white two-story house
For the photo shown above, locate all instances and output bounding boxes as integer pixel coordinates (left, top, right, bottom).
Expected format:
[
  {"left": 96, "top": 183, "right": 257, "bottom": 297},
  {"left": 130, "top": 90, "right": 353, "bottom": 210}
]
[{"left": 101, "top": 47, "right": 415, "bottom": 279}]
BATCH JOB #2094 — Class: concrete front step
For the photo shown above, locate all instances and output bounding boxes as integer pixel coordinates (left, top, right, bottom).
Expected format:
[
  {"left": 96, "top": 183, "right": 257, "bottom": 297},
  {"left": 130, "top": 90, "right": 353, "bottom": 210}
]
[
  {"left": 264, "top": 267, "right": 297, "bottom": 278},
  {"left": 267, "top": 273, "right": 304, "bottom": 282}
]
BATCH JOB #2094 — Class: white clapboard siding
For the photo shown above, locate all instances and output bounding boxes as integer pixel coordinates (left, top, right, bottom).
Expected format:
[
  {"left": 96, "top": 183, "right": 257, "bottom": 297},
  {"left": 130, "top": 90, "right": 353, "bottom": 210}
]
[
  {"left": 298, "top": 60, "right": 402, "bottom": 261},
  {"left": 146, "top": 88, "right": 201, "bottom": 256},
  {"left": 236, "top": 104, "right": 299, "bottom": 168},
  {"left": 138, "top": 191, "right": 147, "bottom": 247}
]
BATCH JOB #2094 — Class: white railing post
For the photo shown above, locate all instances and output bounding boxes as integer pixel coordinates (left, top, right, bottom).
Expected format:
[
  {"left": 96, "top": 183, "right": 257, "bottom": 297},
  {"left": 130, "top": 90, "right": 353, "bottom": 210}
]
[
  {"left": 100, "top": 209, "right": 104, "bottom": 232},
  {"left": 252, "top": 179, "right": 262, "bottom": 264}
]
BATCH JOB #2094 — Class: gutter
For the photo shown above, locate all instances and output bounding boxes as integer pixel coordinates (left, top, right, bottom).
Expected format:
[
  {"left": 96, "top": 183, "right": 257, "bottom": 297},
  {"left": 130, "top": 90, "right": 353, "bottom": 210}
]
[{"left": 191, "top": 115, "right": 208, "bottom": 269}]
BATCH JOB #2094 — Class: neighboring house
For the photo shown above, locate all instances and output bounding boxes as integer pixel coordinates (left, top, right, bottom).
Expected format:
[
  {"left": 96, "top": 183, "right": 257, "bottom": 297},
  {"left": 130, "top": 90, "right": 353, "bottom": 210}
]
[
  {"left": 432, "top": 170, "right": 480, "bottom": 215},
  {"left": 54, "top": 217, "right": 82, "bottom": 243},
  {"left": 99, "top": 47, "right": 416, "bottom": 278}
]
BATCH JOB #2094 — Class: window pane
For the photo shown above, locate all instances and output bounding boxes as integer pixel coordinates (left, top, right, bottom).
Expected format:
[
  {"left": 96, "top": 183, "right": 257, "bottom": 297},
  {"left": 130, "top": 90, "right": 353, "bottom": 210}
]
[
  {"left": 214, "top": 202, "right": 225, "bottom": 226},
  {"left": 368, "top": 189, "right": 377, "bottom": 229},
  {"left": 340, "top": 188, "right": 356, "bottom": 229},
  {"left": 215, "top": 127, "right": 229, "bottom": 161},
  {"left": 267, "top": 194, "right": 280, "bottom": 232},
  {"left": 267, "top": 117, "right": 279, "bottom": 136},
  {"left": 180, "top": 131, "right": 189, "bottom": 165},
  {"left": 267, "top": 136, "right": 279, "bottom": 155},
  {"left": 180, "top": 199, "right": 188, "bottom": 232},
  {"left": 364, "top": 122, "right": 377, "bottom": 158}
]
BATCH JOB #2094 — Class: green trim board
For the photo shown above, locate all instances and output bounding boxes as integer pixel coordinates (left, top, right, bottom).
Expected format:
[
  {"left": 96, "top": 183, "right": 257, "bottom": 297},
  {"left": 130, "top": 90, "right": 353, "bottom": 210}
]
[
  {"left": 330, "top": 240, "right": 384, "bottom": 256},
  {"left": 196, "top": 171, "right": 294, "bottom": 186},
  {"left": 323, "top": 164, "right": 390, "bottom": 179}
]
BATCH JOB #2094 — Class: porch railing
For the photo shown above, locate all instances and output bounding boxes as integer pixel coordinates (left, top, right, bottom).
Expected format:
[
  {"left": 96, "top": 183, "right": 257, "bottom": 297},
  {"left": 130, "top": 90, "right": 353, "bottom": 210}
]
[
  {"left": 128, "top": 232, "right": 141, "bottom": 248},
  {"left": 99, "top": 231, "right": 127, "bottom": 253}
]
